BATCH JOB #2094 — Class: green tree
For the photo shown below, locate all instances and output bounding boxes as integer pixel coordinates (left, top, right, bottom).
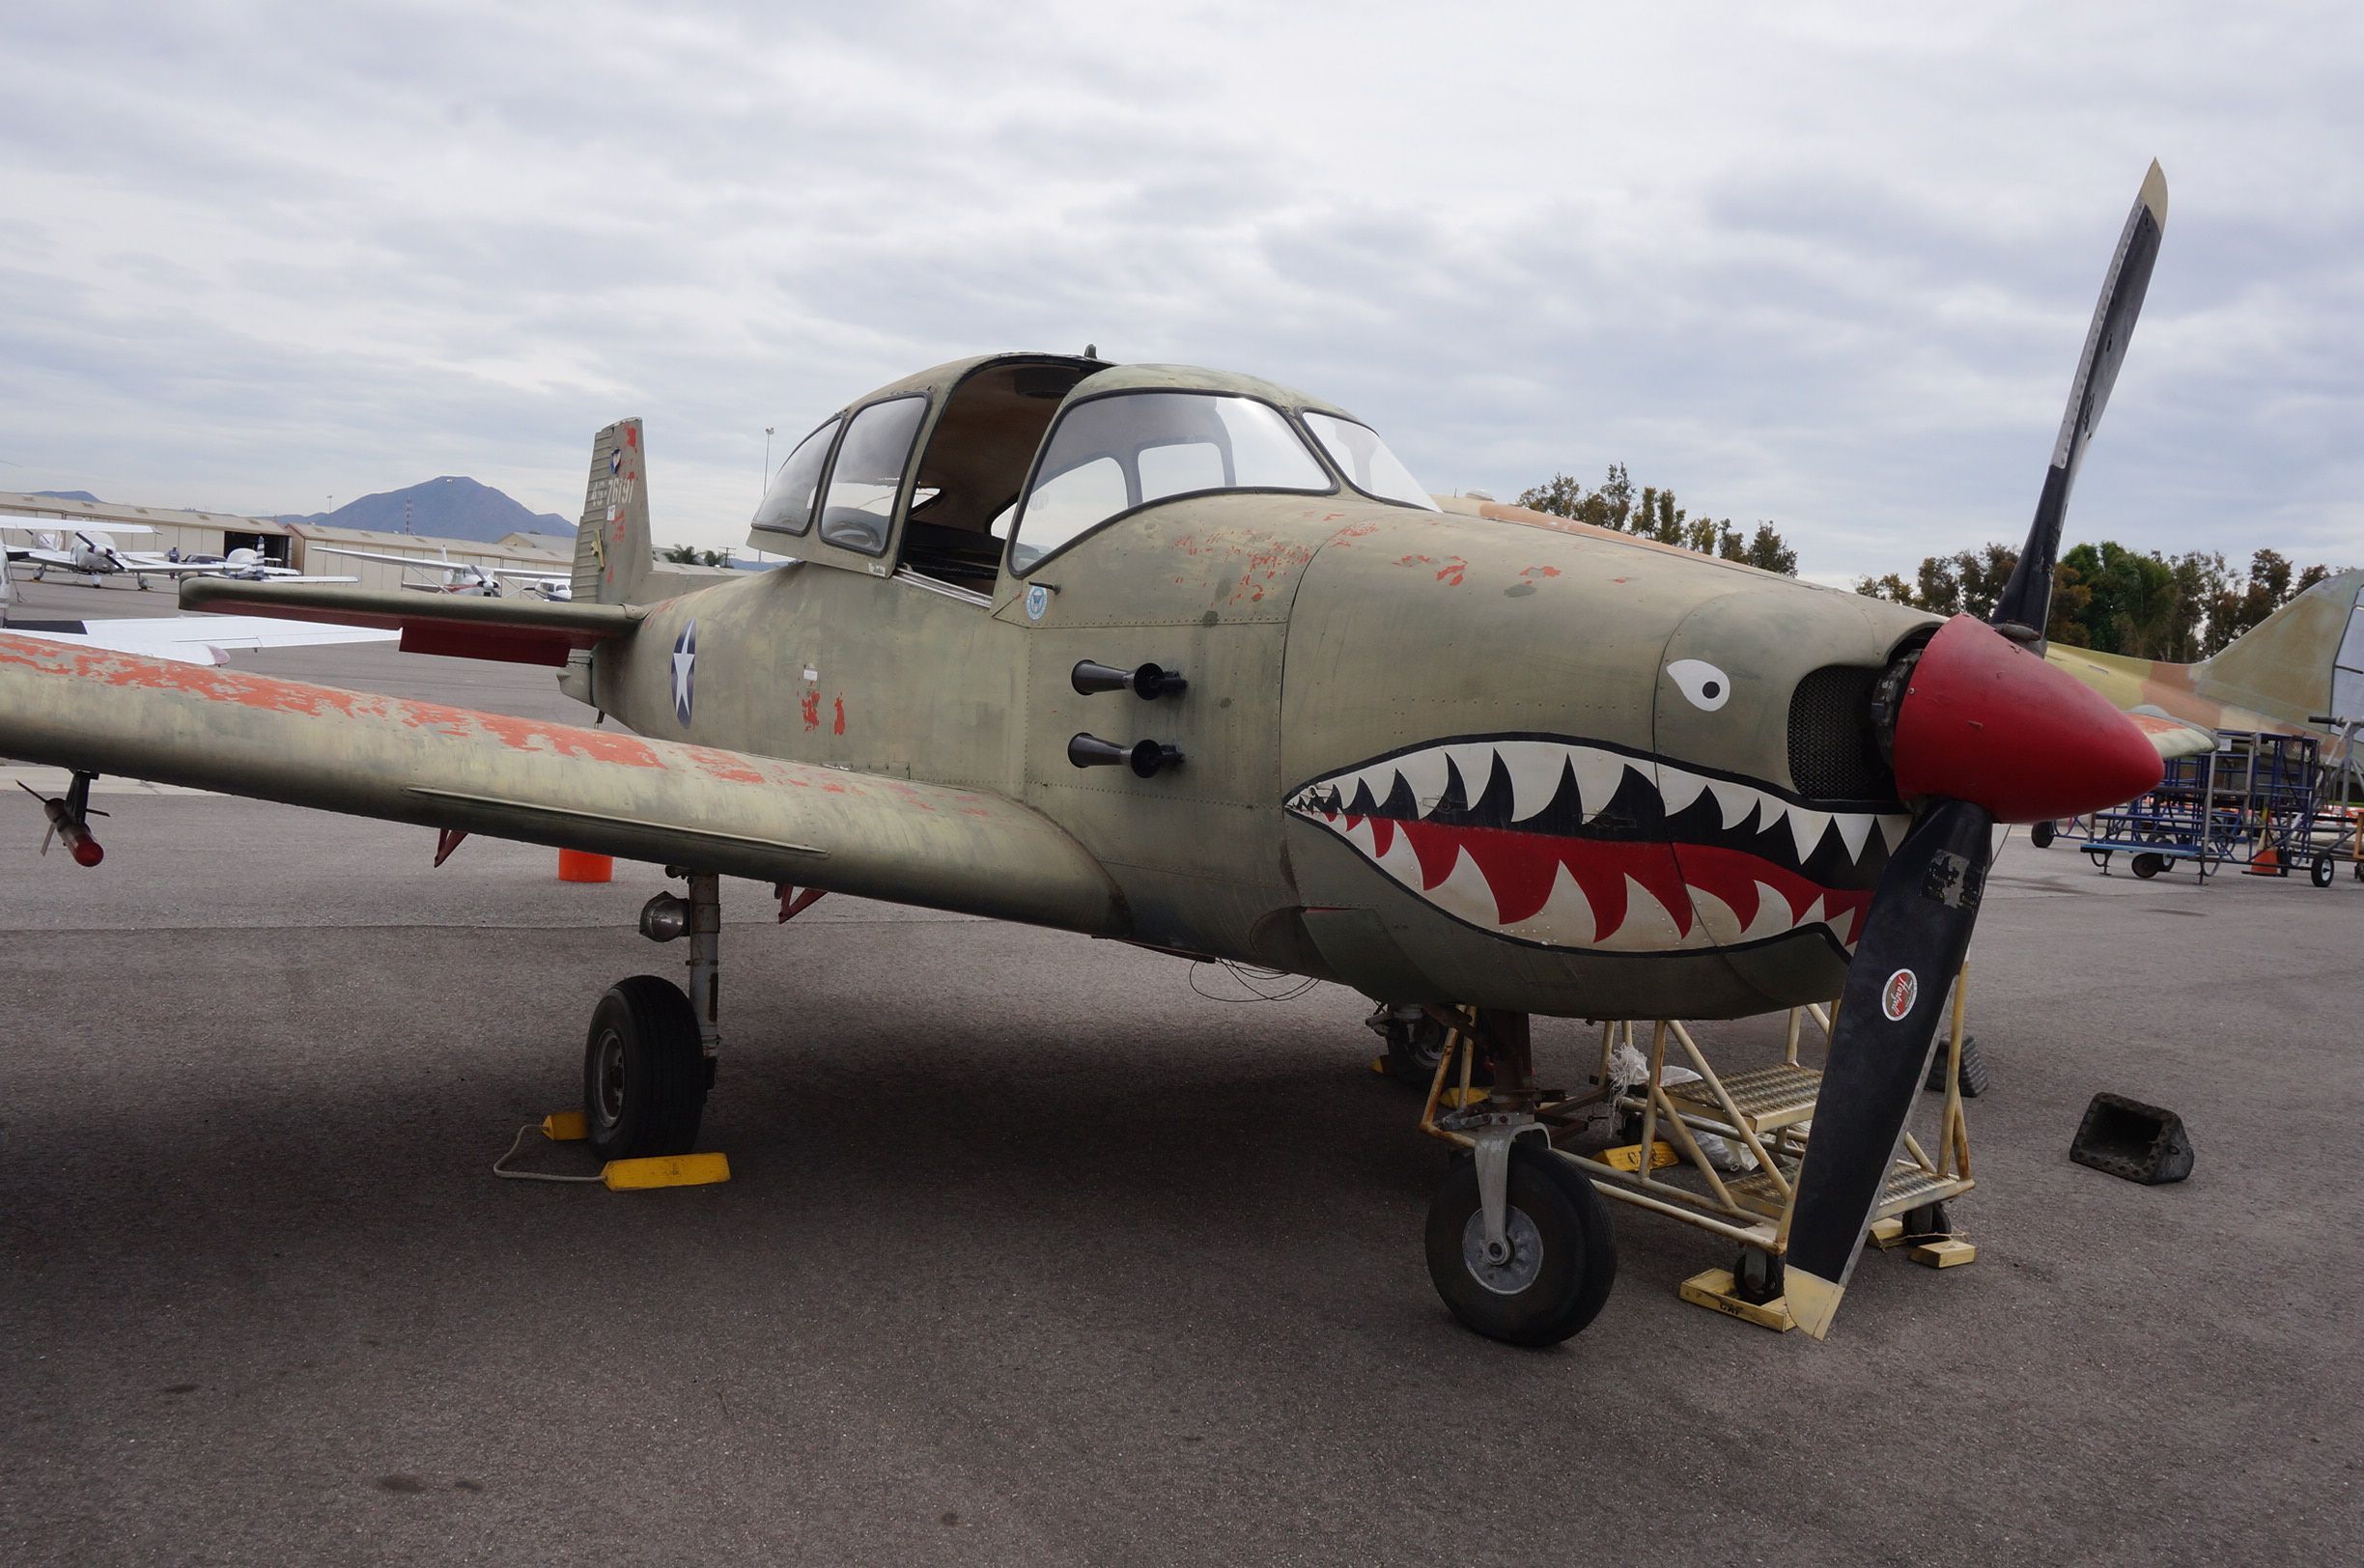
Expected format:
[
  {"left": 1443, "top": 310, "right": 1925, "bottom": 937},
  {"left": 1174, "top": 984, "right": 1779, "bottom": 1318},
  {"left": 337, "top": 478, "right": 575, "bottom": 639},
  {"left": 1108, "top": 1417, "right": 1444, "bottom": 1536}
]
[
  {"left": 659, "top": 543, "right": 699, "bottom": 564},
  {"left": 1859, "top": 540, "right": 2345, "bottom": 658},
  {"left": 1515, "top": 464, "right": 1797, "bottom": 575}
]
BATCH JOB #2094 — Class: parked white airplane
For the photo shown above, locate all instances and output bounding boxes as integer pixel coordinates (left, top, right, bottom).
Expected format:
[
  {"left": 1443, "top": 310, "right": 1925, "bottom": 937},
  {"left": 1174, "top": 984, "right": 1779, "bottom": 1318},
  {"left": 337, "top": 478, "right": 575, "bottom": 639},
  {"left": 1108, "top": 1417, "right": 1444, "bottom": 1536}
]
[
  {"left": 310, "top": 545, "right": 563, "bottom": 599},
  {"left": 5, "top": 526, "right": 353, "bottom": 589}
]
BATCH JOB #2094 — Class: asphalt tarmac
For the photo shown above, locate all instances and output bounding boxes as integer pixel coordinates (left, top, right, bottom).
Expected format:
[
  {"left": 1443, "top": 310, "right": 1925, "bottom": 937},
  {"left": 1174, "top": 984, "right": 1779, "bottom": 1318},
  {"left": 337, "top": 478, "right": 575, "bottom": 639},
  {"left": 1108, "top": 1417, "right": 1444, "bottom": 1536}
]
[{"left": 2, "top": 579, "right": 2358, "bottom": 1564}]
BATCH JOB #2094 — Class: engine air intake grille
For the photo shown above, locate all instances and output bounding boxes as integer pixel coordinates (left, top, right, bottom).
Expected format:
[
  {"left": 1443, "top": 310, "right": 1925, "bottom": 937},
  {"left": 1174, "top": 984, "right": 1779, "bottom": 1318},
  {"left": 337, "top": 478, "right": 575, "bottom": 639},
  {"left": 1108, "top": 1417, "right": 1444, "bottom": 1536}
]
[{"left": 1788, "top": 664, "right": 1894, "bottom": 801}]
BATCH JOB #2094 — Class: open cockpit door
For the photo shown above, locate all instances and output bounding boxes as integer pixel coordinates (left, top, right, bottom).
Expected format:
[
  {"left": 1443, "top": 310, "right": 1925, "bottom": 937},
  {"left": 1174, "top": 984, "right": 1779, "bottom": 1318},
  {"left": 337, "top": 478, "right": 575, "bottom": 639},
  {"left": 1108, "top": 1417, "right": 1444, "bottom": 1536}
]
[{"left": 746, "top": 353, "right": 1102, "bottom": 599}]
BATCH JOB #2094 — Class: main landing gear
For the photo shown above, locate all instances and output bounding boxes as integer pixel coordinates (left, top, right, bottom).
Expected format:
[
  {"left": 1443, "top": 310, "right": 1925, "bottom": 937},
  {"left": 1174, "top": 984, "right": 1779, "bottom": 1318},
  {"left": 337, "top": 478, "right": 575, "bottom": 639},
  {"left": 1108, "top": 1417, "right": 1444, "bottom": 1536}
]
[
  {"left": 582, "top": 870, "right": 722, "bottom": 1161},
  {"left": 1415, "top": 1008, "right": 1618, "bottom": 1345}
]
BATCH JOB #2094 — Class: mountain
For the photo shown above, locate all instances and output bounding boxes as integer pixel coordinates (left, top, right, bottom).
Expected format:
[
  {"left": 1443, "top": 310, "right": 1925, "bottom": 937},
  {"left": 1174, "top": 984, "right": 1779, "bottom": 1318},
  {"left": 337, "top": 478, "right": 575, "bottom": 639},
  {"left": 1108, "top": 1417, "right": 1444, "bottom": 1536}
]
[{"left": 295, "top": 477, "right": 575, "bottom": 543}]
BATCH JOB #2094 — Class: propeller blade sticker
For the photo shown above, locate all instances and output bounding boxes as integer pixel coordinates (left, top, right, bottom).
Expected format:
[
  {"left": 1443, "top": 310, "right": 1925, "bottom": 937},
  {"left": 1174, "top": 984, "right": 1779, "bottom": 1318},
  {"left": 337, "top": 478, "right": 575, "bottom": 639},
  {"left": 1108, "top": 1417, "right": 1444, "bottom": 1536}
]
[{"left": 1881, "top": 967, "right": 1919, "bottom": 1022}]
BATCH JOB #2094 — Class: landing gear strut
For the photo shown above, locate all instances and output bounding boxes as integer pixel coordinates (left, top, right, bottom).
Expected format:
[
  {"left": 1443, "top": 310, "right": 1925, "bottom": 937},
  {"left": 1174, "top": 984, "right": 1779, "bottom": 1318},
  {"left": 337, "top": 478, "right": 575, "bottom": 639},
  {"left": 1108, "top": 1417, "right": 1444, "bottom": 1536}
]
[
  {"left": 1418, "top": 1008, "right": 1618, "bottom": 1345},
  {"left": 583, "top": 870, "right": 721, "bottom": 1161}
]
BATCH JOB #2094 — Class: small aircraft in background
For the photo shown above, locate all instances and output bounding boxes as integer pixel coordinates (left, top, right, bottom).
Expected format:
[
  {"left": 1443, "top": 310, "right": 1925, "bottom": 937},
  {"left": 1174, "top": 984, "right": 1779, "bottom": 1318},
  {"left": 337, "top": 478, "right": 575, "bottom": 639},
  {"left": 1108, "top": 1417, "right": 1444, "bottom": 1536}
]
[
  {"left": 496, "top": 566, "right": 573, "bottom": 601},
  {"left": 0, "top": 166, "right": 2179, "bottom": 1346},
  {"left": 311, "top": 545, "right": 568, "bottom": 600},
  {"left": 5, "top": 526, "right": 352, "bottom": 589}
]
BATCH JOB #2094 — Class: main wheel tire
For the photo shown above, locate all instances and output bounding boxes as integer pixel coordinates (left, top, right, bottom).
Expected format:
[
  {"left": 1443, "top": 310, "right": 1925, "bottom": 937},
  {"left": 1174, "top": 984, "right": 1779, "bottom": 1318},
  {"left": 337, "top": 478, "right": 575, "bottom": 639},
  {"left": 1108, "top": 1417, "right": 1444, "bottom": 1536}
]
[
  {"left": 1424, "top": 1143, "right": 1617, "bottom": 1346},
  {"left": 2030, "top": 821, "right": 2057, "bottom": 849},
  {"left": 583, "top": 975, "right": 708, "bottom": 1162}
]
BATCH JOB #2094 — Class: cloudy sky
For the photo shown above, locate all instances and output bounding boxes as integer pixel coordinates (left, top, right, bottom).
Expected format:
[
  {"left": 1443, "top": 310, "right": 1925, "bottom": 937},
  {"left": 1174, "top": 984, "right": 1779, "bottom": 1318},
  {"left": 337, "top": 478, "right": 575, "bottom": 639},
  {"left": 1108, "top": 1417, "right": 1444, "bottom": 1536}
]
[{"left": 4, "top": 1, "right": 2359, "bottom": 582}]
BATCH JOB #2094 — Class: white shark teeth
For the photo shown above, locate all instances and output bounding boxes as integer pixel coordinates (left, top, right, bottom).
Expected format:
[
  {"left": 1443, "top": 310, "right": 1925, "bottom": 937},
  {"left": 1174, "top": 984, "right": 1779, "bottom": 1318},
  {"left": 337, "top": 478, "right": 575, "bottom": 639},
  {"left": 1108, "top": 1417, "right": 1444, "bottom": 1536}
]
[
  {"left": 1709, "top": 778, "right": 1764, "bottom": 830},
  {"left": 1602, "top": 876, "right": 1693, "bottom": 952},
  {"left": 1657, "top": 767, "right": 1710, "bottom": 818},
  {"left": 1290, "top": 740, "right": 1904, "bottom": 883},
  {"left": 1566, "top": 750, "right": 1634, "bottom": 822},
  {"left": 1393, "top": 747, "right": 1451, "bottom": 812},
  {"left": 1787, "top": 806, "right": 1833, "bottom": 865},
  {"left": 1832, "top": 811, "right": 1875, "bottom": 863},
  {"left": 1508, "top": 861, "right": 1596, "bottom": 946},
  {"left": 1496, "top": 741, "right": 1572, "bottom": 823}
]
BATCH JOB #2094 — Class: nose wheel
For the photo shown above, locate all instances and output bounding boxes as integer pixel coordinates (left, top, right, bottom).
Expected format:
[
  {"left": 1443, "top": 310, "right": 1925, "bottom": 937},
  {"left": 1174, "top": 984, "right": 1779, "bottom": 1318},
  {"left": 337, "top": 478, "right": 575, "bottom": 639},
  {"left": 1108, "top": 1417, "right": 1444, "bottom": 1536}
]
[
  {"left": 1415, "top": 1008, "right": 1619, "bottom": 1345},
  {"left": 1425, "top": 1139, "right": 1618, "bottom": 1345}
]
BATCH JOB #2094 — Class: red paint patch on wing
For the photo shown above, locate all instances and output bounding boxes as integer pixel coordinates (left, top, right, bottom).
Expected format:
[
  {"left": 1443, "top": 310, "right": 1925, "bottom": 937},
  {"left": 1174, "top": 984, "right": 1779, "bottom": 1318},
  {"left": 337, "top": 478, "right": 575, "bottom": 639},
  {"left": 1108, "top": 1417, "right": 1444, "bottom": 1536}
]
[
  {"left": 801, "top": 691, "right": 821, "bottom": 731},
  {"left": 686, "top": 746, "right": 768, "bottom": 784},
  {"left": 831, "top": 696, "right": 845, "bottom": 736}
]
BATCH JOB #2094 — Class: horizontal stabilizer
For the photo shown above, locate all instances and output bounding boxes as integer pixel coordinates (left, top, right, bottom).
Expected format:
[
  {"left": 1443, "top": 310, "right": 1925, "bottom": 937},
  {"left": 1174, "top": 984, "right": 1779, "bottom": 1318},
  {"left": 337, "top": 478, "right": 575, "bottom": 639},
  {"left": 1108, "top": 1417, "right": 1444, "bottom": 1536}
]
[
  {"left": 0, "top": 633, "right": 1121, "bottom": 933},
  {"left": 181, "top": 577, "right": 642, "bottom": 665}
]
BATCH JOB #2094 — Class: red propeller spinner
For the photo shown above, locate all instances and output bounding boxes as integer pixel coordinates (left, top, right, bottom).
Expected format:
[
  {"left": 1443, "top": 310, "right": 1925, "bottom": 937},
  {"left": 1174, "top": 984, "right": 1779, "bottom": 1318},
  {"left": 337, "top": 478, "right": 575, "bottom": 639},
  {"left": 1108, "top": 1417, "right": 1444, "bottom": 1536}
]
[{"left": 1889, "top": 615, "right": 2163, "bottom": 824}]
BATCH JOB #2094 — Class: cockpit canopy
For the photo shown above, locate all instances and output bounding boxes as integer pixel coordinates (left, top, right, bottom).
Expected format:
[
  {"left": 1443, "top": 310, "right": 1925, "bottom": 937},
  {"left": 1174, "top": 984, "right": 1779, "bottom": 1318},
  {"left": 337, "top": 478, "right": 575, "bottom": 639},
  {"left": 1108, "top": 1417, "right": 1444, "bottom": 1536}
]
[{"left": 747, "top": 354, "right": 1436, "bottom": 589}]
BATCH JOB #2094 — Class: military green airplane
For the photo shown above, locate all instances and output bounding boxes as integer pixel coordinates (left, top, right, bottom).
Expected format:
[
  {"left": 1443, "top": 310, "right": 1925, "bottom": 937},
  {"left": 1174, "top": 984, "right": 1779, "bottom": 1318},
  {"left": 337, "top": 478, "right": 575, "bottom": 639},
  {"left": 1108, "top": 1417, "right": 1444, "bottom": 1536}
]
[{"left": 0, "top": 166, "right": 2176, "bottom": 1345}]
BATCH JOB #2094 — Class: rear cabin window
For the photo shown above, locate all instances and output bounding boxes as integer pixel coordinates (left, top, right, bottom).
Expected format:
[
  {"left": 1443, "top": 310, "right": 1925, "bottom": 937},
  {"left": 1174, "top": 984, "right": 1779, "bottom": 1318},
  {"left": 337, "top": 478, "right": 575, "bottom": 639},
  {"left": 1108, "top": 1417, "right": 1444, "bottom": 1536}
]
[
  {"left": 818, "top": 396, "right": 927, "bottom": 555},
  {"left": 1008, "top": 391, "right": 1330, "bottom": 574},
  {"left": 750, "top": 418, "right": 839, "bottom": 537}
]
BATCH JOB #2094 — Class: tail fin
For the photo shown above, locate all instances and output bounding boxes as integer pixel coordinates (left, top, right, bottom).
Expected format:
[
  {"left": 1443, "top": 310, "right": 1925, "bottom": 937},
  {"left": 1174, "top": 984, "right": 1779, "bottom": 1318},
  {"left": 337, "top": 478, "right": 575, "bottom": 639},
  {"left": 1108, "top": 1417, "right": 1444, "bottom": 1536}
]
[
  {"left": 574, "top": 418, "right": 652, "bottom": 606},
  {"left": 2196, "top": 570, "right": 2364, "bottom": 723}
]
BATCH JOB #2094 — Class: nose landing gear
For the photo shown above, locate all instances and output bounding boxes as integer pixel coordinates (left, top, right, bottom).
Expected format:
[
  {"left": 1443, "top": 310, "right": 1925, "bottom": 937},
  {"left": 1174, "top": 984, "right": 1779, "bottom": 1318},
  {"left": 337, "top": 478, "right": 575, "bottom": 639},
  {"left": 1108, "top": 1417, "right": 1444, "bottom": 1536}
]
[{"left": 1416, "top": 1008, "right": 1618, "bottom": 1345}]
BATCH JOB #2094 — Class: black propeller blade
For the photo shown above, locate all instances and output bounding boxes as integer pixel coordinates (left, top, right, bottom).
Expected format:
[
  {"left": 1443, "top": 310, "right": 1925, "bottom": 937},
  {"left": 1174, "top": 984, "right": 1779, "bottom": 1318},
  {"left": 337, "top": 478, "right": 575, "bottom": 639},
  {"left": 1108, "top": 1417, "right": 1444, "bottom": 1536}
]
[
  {"left": 1991, "top": 162, "right": 2169, "bottom": 642},
  {"left": 1787, "top": 163, "right": 2171, "bottom": 1339},
  {"left": 1782, "top": 798, "right": 1990, "bottom": 1337}
]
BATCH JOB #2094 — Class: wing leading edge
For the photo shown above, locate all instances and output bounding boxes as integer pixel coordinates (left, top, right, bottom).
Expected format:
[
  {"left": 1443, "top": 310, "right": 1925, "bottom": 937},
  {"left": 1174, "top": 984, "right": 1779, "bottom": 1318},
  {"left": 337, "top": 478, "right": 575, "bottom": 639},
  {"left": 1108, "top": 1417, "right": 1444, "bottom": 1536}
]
[{"left": 0, "top": 633, "right": 1122, "bottom": 934}]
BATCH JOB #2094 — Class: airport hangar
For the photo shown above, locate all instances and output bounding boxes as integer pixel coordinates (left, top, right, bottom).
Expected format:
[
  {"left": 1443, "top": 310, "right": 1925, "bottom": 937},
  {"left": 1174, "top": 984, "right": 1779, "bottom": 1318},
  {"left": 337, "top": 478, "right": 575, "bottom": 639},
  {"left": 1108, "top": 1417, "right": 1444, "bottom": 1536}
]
[{"left": 0, "top": 490, "right": 574, "bottom": 593}]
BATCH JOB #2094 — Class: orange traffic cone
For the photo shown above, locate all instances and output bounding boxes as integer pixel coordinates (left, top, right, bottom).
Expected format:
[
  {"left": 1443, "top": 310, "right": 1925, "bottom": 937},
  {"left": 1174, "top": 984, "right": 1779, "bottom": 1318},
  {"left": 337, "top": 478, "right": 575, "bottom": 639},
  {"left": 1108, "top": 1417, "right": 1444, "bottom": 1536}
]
[
  {"left": 2243, "top": 843, "right": 2281, "bottom": 877},
  {"left": 558, "top": 849, "right": 613, "bottom": 883}
]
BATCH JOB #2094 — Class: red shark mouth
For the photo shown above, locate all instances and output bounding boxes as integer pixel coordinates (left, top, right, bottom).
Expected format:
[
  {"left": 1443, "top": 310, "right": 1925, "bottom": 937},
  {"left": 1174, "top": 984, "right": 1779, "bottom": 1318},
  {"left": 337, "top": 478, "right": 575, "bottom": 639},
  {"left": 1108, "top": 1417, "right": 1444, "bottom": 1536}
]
[{"left": 1285, "top": 736, "right": 1908, "bottom": 954}]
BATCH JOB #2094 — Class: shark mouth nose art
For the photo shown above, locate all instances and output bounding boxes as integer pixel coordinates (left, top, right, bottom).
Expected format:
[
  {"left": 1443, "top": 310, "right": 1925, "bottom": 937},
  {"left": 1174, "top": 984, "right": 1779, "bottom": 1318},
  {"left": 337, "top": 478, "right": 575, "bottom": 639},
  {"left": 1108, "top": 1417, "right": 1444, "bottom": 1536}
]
[{"left": 1285, "top": 737, "right": 1910, "bottom": 953}]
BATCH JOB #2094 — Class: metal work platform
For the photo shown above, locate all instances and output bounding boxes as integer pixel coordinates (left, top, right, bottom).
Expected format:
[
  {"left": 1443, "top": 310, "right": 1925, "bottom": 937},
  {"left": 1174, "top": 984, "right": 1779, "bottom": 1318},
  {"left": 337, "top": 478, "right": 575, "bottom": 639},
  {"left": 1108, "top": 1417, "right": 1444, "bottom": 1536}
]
[
  {"left": 2069, "top": 722, "right": 2363, "bottom": 885},
  {"left": 1411, "top": 977, "right": 1981, "bottom": 1330}
]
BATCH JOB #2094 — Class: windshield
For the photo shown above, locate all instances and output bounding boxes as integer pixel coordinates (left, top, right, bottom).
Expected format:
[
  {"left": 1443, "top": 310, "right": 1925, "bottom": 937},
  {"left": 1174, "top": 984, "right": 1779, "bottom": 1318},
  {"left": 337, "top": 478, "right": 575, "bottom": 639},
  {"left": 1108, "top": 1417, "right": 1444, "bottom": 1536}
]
[
  {"left": 1008, "top": 391, "right": 1331, "bottom": 573},
  {"left": 1302, "top": 412, "right": 1436, "bottom": 510}
]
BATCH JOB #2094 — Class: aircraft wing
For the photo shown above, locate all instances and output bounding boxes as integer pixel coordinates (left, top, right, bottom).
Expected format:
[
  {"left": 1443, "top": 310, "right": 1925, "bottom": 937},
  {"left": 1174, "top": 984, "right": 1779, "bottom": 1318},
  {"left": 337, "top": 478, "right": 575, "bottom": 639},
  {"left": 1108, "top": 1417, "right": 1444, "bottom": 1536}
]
[
  {"left": 1, "top": 523, "right": 155, "bottom": 539},
  {"left": 308, "top": 546, "right": 458, "bottom": 571},
  {"left": 114, "top": 561, "right": 364, "bottom": 584},
  {"left": 181, "top": 576, "right": 637, "bottom": 664},
  {"left": 0, "top": 615, "right": 399, "bottom": 666},
  {"left": 0, "top": 632, "right": 1120, "bottom": 932}
]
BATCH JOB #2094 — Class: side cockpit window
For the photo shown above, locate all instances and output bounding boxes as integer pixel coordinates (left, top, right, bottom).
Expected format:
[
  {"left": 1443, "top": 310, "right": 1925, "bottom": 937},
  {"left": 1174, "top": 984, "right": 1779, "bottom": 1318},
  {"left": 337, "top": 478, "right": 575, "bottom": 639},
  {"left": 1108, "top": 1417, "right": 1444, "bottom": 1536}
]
[
  {"left": 750, "top": 417, "right": 840, "bottom": 538},
  {"left": 1008, "top": 391, "right": 1330, "bottom": 574},
  {"left": 818, "top": 396, "right": 927, "bottom": 555},
  {"left": 1302, "top": 411, "right": 1437, "bottom": 510}
]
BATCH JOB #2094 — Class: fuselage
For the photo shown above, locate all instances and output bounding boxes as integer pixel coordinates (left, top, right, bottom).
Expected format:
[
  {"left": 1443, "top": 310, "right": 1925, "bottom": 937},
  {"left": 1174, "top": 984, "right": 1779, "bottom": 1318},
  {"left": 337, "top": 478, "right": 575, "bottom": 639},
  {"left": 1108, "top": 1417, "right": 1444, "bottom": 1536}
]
[{"left": 586, "top": 444, "right": 1938, "bottom": 1019}]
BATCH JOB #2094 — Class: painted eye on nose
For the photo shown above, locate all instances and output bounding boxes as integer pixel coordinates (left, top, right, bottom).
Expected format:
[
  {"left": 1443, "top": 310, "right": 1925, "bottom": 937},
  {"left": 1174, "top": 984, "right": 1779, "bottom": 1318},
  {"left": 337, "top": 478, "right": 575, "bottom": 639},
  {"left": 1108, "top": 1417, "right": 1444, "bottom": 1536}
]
[{"left": 1667, "top": 658, "right": 1731, "bottom": 712}]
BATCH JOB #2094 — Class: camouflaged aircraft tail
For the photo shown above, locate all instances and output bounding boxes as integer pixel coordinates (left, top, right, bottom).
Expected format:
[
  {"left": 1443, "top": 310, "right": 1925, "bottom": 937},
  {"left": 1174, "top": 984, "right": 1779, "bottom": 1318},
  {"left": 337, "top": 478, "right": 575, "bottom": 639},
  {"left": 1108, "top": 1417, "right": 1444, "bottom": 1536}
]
[
  {"left": 573, "top": 419, "right": 654, "bottom": 607},
  {"left": 2195, "top": 569, "right": 2364, "bottom": 724}
]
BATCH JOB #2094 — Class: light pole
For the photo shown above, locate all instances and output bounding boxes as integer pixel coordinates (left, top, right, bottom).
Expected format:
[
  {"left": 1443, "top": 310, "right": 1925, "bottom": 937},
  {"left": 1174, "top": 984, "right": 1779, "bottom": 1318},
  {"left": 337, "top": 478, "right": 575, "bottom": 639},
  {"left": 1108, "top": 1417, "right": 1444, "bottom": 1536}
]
[{"left": 763, "top": 427, "right": 775, "bottom": 488}]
